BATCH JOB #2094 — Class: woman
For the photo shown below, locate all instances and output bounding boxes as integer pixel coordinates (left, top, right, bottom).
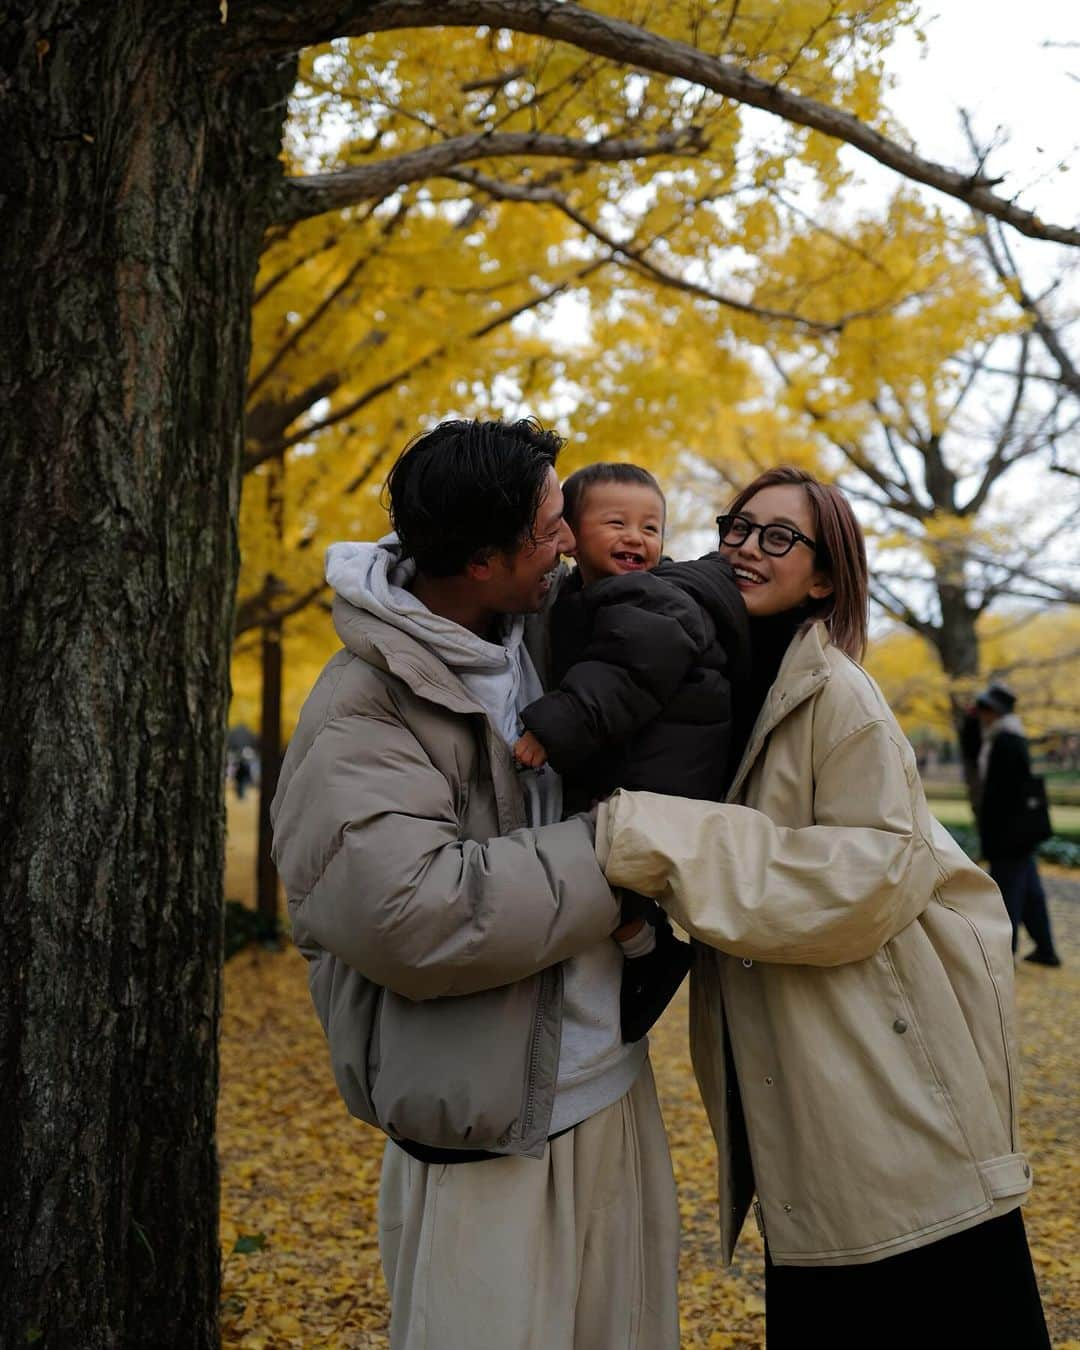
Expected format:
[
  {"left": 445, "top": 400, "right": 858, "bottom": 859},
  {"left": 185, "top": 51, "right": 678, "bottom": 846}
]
[{"left": 595, "top": 468, "right": 1049, "bottom": 1347}]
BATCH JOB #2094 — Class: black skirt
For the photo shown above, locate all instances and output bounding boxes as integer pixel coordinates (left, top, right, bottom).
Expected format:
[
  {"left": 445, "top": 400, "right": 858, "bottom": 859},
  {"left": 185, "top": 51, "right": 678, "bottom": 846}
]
[{"left": 763, "top": 1207, "right": 1050, "bottom": 1349}]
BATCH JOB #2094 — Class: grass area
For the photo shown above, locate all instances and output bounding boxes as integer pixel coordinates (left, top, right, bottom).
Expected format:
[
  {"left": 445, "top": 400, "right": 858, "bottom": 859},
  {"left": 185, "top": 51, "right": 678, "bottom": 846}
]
[
  {"left": 928, "top": 797, "right": 1080, "bottom": 835},
  {"left": 924, "top": 778, "right": 1080, "bottom": 807}
]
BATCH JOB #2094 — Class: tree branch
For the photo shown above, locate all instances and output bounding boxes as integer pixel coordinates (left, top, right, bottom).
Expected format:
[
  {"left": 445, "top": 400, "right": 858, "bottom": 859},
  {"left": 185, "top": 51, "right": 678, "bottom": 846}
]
[
  {"left": 273, "top": 127, "right": 705, "bottom": 225},
  {"left": 235, "top": 0, "right": 1080, "bottom": 247},
  {"left": 243, "top": 258, "right": 606, "bottom": 469},
  {"left": 444, "top": 167, "right": 852, "bottom": 333},
  {"left": 234, "top": 579, "right": 329, "bottom": 636},
  {"left": 249, "top": 199, "right": 410, "bottom": 399},
  {"left": 868, "top": 578, "right": 939, "bottom": 641},
  {"left": 975, "top": 213, "right": 1080, "bottom": 397}
]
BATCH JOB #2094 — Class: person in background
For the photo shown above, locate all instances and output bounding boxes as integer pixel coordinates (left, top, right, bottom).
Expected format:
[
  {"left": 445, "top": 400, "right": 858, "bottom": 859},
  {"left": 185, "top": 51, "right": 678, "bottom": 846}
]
[
  {"left": 593, "top": 466, "right": 1049, "bottom": 1348},
  {"left": 976, "top": 680, "right": 1062, "bottom": 967}
]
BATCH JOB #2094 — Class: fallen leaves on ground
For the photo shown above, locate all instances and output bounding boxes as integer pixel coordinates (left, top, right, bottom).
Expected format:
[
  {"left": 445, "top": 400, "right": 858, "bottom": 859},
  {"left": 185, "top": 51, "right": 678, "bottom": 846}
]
[{"left": 220, "top": 887, "right": 1080, "bottom": 1348}]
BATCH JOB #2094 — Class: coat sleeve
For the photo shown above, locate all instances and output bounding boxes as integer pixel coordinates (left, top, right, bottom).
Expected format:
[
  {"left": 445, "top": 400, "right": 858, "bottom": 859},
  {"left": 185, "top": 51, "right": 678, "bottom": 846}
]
[
  {"left": 596, "top": 719, "right": 944, "bottom": 966},
  {"left": 520, "top": 576, "right": 707, "bottom": 769},
  {"left": 272, "top": 712, "right": 619, "bottom": 1001}
]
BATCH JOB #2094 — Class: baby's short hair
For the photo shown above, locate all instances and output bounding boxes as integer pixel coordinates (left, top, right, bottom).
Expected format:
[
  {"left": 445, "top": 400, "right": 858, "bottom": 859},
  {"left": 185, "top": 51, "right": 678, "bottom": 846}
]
[{"left": 561, "top": 462, "right": 665, "bottom": 531}]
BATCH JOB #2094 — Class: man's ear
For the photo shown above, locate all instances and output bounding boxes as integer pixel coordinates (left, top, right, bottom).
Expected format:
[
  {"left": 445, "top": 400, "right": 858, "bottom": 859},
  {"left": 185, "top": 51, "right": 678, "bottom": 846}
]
[
  {"left": 808, "top": 572, "right": 833, "bottom": 601},
  {"left": 465, "top": 548, "right": 495, "bottom": 581}
]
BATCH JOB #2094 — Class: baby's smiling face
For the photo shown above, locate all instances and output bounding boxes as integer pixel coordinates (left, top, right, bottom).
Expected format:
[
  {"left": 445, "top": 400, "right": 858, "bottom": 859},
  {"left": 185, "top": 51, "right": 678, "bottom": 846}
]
[{"left": 571, "top": 481, "right": 665, "bottom": 586}]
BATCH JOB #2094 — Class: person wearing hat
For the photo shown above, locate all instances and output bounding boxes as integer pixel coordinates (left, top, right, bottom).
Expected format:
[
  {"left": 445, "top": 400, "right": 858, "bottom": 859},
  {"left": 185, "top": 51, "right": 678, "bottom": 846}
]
[{"left": 976, "top": 681, "right": 1062, "bottom": 967}]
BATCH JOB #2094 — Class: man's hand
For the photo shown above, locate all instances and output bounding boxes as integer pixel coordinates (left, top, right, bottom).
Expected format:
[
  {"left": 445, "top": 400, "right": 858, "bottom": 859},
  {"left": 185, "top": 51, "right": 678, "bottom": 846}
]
[
  {"left": 613, "top": 887, "right": 649, "bottom": 940},
  {"left": 513, "top": 730, "right": 548, "bottom": 768}
]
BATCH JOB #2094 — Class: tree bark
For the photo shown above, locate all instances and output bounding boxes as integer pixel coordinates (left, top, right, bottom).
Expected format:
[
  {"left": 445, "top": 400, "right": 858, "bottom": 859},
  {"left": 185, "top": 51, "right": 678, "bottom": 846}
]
[
  {"left": 257, "top": 618, "right": 284, "bottom": 934},
  {"left": 0, "top": 7, "right": 295, "bottom": 1346}
]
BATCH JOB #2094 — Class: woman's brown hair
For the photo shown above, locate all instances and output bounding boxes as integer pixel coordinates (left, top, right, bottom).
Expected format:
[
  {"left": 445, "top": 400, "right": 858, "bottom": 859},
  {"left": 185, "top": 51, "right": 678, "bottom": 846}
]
[{"left": 724, "top": 466, "right": 869, "bottom": 660}]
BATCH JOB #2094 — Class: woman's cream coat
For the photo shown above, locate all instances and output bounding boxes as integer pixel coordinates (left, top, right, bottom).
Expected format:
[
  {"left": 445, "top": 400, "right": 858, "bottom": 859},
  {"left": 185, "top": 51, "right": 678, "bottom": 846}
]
[{"left": 597, "top": 621, "right": 1030, "bottom": 1267}]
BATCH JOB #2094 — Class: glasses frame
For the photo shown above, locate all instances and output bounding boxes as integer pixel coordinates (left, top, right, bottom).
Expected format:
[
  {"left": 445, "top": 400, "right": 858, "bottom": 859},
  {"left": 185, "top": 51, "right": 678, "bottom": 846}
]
[{"left": 716, "top": 513, "right": 817, "bottom": 558}]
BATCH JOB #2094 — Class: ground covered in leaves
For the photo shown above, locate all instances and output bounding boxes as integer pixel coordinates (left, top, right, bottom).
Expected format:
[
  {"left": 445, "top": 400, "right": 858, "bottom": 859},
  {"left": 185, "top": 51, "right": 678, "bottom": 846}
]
[{"left": 220, "top": 880, "right": 1080, "bottom": 1348}]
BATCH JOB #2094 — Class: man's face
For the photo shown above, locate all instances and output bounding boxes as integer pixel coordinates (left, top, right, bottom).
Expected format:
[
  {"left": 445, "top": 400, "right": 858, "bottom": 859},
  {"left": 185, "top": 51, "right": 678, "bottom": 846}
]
[{"left": 485, "top": 467, "right": 575, "bottom": 614}]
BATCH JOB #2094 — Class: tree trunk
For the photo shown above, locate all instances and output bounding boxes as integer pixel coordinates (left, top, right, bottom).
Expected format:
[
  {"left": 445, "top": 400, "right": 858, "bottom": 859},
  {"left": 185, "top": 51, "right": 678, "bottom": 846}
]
[
  {"left": 255, "top": 452, "right": 286, "bottom": 933},
  {"left": 932, "top": 583, "right": 983, "bottom": 806},
  {"left": 0, "top": 8, "right": 295, "bottom": 1346},
  {"left": 257, "top": 617, "right": 284, "bottom": 935}
]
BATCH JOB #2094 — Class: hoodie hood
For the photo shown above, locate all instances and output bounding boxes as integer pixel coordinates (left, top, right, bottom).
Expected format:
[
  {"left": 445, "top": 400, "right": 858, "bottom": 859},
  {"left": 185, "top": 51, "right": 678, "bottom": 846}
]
[
  {"left": 325, "top": 535, "right": 561, "bottom": 826},
  {"left": 326, "top": 534, "right": 527, "bottom": 675}
]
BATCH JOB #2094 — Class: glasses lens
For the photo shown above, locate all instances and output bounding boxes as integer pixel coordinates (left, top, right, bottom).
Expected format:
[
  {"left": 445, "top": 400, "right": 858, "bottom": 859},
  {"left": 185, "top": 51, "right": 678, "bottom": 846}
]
[
  {"left": 761, "top": 524, "right": 798, "bottom": 556},
  {"left": 719, "top": 514, "right": 750, "bottom": 544}
]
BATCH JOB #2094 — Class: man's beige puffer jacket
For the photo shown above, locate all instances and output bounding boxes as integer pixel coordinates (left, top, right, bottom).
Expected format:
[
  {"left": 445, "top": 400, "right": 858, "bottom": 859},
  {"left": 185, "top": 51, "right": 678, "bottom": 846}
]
[{"left": 272, "top": 597, "right": 618, "bottom": 1157}]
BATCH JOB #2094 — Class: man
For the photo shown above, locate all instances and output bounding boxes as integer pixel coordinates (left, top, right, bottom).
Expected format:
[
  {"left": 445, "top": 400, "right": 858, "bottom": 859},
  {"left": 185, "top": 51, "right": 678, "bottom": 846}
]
[
  {"left": 976, "top": 680, "right": 1062, "bottom": 967},
  {"left": 270, "top": 419, "right": 679, "bottom": 1349}
]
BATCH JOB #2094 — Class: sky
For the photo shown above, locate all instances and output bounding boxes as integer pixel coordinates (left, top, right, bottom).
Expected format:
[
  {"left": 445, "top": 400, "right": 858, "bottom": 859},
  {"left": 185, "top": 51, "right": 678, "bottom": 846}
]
[
  {"left": 665, "top": 3, "right": 1080, "bottom": 563},
  {"left": 882, "top": 1, "right": 1077, "bottom": 227}
]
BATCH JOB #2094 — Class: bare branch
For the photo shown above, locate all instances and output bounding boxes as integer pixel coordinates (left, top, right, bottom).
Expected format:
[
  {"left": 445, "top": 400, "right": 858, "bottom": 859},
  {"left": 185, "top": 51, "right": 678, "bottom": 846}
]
[
  {"left": 234, "top": 579, "right": 329, "bottom": 636},
  {"left": 869, "top": 577, "right": 939, "bottom": 641},
  {"left": 765, "top": 350, "right": 927, "bottom": 518},
  {"left": 246, "top": 372, "right": 341, "bottom": 448},
  {"left": 975, "top": 213, "right": 1080, "bottom": 397}
]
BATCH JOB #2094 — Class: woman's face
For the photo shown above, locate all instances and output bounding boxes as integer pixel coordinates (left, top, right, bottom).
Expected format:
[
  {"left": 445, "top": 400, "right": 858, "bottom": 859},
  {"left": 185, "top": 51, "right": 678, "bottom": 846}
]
[{"left": 720, "top": 484, "right": 833, "bottom": 619}]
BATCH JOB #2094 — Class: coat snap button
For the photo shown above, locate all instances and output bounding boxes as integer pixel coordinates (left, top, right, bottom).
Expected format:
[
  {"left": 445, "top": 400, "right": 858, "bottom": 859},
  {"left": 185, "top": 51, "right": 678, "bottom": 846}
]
[
  {"left": 742, "top": 958, "right": 754, "bottom": 968},
  {"left": 783, "top": 1203, "right": 793, "bottom": 1213},
  {"left": 892, "top": 1018, "right": 908, "bottom": 1034},
  {"left": 764, "top": 1076, "right": 774, "bottom": 1086}
]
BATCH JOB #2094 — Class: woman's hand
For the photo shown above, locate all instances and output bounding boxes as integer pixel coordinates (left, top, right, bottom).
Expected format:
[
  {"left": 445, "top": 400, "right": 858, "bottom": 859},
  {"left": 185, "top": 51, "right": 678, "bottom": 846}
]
[{"left": 513, "top": 730, "right": 548, "bottom": 768}]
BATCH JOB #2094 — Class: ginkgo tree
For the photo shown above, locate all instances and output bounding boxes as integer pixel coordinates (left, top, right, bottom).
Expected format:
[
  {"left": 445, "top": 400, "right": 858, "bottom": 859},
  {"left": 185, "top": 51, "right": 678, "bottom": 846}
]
[
  {"left": 236, "top": 6, "right": 937, "bottom": 923},
  {"left": 235, "top": 6, "right": 960, "bottom": 912},
  {"left": 9, "top": 2, "right": 1080, "bottom": 1343}
]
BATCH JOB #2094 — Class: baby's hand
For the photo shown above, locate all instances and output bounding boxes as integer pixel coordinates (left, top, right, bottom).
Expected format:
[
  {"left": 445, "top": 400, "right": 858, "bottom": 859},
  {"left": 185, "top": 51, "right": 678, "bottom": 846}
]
[{"left": 514, "top": 731, "right": 548, "bottom": 768}]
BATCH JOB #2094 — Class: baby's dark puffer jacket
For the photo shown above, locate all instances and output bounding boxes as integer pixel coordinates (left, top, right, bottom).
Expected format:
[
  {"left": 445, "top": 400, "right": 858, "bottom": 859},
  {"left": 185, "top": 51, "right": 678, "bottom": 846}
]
[{"left": 522, "top": 553, "right": 751, "bottom": 815}]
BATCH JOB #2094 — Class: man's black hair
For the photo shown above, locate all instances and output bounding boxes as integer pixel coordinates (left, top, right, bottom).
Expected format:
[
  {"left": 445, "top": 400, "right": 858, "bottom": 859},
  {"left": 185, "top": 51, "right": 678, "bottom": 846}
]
[
  {"left": 560, "top": 462, "right": 665, "bottom": 532},
  {"left": 385, "top": 418, "right": 564, "bottom": 577}
]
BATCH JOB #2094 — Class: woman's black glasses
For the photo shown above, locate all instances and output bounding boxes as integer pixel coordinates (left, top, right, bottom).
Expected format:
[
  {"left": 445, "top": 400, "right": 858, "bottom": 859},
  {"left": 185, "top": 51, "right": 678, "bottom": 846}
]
[{"left": 716, "top": 513, "right": 816, "bottom": 557}]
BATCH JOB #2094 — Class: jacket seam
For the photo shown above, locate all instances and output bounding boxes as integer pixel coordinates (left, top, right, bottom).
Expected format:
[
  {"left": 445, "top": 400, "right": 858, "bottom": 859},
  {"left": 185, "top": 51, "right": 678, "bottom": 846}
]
[
  {"left": 936, "top": 900, "right": 1019, "bottom": 1149},
  {"left": 767, "top": 1197, "right": 992, "bottom": 1264},
  {"left": 880, "top": 944, "right": 982, "bottom": 1176},
  {"left": 812, "top": 717, "right": 892, "bottom": 777}
]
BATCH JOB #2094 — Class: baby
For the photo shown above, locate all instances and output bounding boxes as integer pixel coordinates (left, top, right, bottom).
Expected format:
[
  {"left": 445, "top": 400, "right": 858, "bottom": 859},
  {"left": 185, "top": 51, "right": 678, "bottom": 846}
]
[{"left": 514, "top": 463, "right": 750, "bottom": 1041}]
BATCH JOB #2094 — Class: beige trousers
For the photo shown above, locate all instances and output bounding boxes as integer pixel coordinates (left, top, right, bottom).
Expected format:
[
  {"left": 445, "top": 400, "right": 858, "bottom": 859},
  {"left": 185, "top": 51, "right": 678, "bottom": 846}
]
[{"left": 378, "top": 1060, "right": 680, "bottom": 1350}]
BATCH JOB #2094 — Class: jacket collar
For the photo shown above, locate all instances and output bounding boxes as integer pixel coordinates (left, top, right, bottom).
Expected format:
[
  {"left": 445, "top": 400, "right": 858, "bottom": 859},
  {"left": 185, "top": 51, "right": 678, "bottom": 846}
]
[
  {"left": 333, "top": 597, "right": 492, "bottom": 721},
  {"left": 727, "top": 620, "right": 833, "bottom": 802}
]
